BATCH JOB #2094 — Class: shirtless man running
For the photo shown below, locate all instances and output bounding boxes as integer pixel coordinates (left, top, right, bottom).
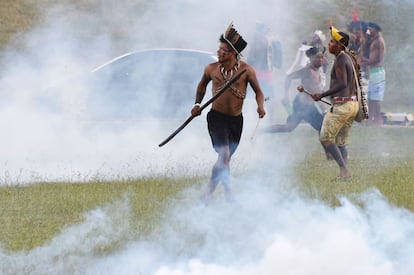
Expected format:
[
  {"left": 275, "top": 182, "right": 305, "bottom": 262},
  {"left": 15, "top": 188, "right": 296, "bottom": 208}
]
[
  {"left": 262, "top": 46, "right": 332, "bottom": 159},
  {"left": 191, "top": 23, "right": 266, "bottom": 202}
]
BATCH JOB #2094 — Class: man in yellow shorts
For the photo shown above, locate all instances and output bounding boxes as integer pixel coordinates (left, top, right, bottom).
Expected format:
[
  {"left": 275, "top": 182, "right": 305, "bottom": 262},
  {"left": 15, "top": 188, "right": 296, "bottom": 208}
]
[{"left": 311, "top": 25, "right": 359, "bottom": 179}]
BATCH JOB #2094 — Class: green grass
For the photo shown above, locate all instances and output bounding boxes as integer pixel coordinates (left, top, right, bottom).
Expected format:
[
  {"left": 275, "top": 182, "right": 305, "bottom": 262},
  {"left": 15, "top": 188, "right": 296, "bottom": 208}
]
[
  {"left": 1, "top": 0, "right": 413, "bottom": 255},
  {"left": 295, "top": 125, "right": 414, "bottom": 209},
  {"left": 0, "top": 125, "right": 413, "bottom": 252},
  {"left": 296, "top": 152, "right": 414, "bottom": 210},
  {"left": 0, "top": 178, "right": 198, "bottom": 251}
]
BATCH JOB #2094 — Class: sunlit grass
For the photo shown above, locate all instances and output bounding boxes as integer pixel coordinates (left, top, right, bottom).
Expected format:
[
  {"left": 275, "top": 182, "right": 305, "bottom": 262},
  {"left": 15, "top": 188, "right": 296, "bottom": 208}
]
[
  {"left": 1, "top": 125, "right": 413, "bottom": 253},
  {"left": 0, "top": 0, "right": 413, "bottom": 260},
  {"left": 0, "top": 178, "right": 199, "bottom": 251},
  {"left": 296, "top": 154, "right": 414, "bottom": 210},
  {"left": 296, "top": 125, "right": 414, "bottom": 211}
]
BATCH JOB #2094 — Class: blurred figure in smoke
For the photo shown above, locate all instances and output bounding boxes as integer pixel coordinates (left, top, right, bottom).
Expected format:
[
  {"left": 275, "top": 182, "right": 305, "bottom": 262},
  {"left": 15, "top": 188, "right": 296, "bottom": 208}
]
[
  {"left": 311, "top": 25, "right": 359, "bottom": 179},
  {"left": 361, "top": 22, "right": 386, "bottom": 126},
  {"left": 347, "top": 18, "right": 371, "bottom": 103},
  {"left": 310, "top": 30, "right": 329, "bottom": 74},
  {"left": 286, "top": 30, "right": 327, "bottom": 75},
  {"left": 286, "top": 42, "right": 311, "bottom": 76},
  {"left": 247, "top": 21, "right": 282, "bottom": 121},
  {"left": 261, "top": 46, "right": 332, "bottom": 160},
  {"left": 191, "top": 23, "right": 266, "bottom": 203},
  {"left": 285, "top": 30, "right": 328, "bottom": 114},
  {"left": 347, "top": 20, "right": 369, "bottom": 58}
]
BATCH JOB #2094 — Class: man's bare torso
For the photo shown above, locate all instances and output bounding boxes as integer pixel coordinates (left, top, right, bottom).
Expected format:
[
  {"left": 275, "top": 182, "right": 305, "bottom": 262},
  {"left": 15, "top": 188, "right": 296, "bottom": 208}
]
[
  {"left": 208, "top": 61, "right": 249, "bottom": 116},
  {"left": 297, "top": 66, "right": 324, "bottom": 104},
  {"left": 330, "top": 52, "right": 356, "bottom": 98},
  {"left": 369, "top": 35, "right": 385, "bottom": 67}
]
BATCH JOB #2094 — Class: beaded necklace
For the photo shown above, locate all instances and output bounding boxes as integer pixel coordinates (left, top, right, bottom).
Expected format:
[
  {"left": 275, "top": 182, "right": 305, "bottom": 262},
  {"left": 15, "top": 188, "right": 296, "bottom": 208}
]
[
  {"left": 220, "top": 61, "right": 239, "bottom": 79},
  {"left": 218, "top": 61, "right": 246, "bottom": 99}
]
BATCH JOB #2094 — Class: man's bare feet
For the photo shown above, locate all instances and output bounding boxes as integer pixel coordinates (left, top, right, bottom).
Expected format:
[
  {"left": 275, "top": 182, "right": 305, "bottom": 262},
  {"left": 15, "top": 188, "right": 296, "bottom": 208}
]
[{"left": 340, "top": 167, "right": 352, "bottom": 179}]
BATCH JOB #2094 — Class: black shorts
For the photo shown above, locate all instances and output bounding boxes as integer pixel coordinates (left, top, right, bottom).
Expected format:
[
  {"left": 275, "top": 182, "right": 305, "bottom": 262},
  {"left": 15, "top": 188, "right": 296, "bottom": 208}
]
[{"left": 207, "top": 109, "right": 243, "bottom": 156}]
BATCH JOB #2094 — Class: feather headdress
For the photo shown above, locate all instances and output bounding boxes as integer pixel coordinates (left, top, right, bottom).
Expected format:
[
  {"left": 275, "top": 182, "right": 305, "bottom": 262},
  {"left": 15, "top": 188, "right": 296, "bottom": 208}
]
[{"left": 220, "top": 22, "right": 247, "bottom": 56}]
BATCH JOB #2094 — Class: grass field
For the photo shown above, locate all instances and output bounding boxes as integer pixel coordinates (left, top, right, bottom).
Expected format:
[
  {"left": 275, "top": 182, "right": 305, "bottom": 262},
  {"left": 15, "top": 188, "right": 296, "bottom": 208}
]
[
  {"left": 1, "top": 125, "right": 413, "bottom": 253},
  {"left": 0, "top": 177, "right": 197, "bottom": 251},
  {"left": 1, "top": 3, "right": 414, "bottom": 274}
]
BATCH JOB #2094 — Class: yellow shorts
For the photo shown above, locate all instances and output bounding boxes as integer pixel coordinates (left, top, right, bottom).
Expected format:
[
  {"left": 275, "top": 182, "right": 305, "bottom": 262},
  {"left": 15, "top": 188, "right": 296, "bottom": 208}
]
[{"left": 320, "top": 101, "right": 359, "bottom": 146}]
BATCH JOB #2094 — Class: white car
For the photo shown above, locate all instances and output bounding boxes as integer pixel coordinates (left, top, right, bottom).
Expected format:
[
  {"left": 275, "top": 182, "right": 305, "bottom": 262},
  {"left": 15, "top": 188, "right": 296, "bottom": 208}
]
[{"left": 42, "top": 48, "right": 217, "bottom": 121}]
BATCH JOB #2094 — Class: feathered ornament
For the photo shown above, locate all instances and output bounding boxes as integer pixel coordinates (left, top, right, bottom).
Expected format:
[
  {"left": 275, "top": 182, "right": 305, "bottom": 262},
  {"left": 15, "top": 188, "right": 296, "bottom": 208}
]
[
  {"left": 221, "top": 22, "right": 247, "bottom": 56},
  {"left": 330, "top": 22, "right": 344, "bottom": 43}
]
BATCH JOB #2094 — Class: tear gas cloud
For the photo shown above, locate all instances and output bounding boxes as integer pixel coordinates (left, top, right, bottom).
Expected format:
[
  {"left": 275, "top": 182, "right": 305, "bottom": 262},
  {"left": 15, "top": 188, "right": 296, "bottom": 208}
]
[
  {"left": 1, "top": 0, "right": 412, "bottom": 183},
  {"left": 2, "top": 187, "right": 414, "bottom": 274},
  {"left": 0, "top": 0, "right": 303, "bottom": 184},
  {"left": 0, "top": 0, "right": 413, "bottom": 274}
]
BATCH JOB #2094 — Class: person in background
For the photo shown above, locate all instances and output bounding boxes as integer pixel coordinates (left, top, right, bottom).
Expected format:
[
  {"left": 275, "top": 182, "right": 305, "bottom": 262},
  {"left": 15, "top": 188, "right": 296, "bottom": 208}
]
[
  {"left": 286, "top": 41, "right": 311, "bottom": 76},
  {"left": 361, "top": 22, "right": 386, "bottom": 126},
  {"left": 347, "top": 10, "right": 370, "bottom": 79},
  {"left": 347, "top": 20, "right": 369, "bottom": 58},
  {"left": 347, "top": 20, "right": 370, "bottom": 74},
  {"left": 311, "top": 25, "right": 359, "bottom": 179},
  {"left": 261, "top": 46, "right": 332, "bottom": 159},
  {"left": 285, "top": 30, "right": 328, "bottom": 114},
  {"left": 191, "top": 23, "right": 266, "bottom": 203},
  {"left": 286, "top": 30, "right": 327, "bottom": 75},
  {"left": 310, "top": 30, "right": 329, "bottom": 74},
  {"left": 248, "top": 21, "right": 282, "bottom": 120}
]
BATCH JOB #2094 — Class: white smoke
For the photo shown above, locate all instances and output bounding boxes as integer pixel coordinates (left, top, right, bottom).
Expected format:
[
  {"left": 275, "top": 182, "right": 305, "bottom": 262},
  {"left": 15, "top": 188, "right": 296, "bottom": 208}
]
[
  {"left": 0, "top": 0, "right": 298, "bottom": 184},
  {"left": 2, "top": 186, "right": 413, "bottom": 274},
  {"left": 0, "top": 0, "right": 413, "bottom": 274}
]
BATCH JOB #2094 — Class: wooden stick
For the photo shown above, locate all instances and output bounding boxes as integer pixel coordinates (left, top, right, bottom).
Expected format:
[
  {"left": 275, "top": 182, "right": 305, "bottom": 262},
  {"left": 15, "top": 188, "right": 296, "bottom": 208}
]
[
  {"left": 297, "top": 85, "right": 331, "bottom": 105},
  {"left": 158, "top": 69, "right": 247, "bottom": 147},
  {"left": 250, "top": 96, "right": 269, "bottom": 141}
]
